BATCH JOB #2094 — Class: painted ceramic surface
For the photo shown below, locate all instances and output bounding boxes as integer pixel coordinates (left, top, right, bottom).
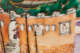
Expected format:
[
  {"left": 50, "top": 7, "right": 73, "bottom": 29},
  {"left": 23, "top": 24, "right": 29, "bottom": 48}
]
[{"left": 0, "top": 13, "right": 75, "bottom": 53}]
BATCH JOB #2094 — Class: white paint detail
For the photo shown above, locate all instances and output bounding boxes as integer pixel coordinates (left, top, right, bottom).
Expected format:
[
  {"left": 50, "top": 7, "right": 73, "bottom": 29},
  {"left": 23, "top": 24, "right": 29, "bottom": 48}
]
[
  {"left": 45, "top": 24, "right": 50, "bottom": 32},
  {"left": 28, "top": 25, "right": 32, "bottom": 31},
  {"left": 39, "top": 24, "right": 43, "bottom": 35},
  {"left": 0, "top": 8, "right": 4, "bottom": 13},
  {"left": 10, "top": 11, "right": 16, "bottom": 20},
  {"left": 9, "top": 21, "right": 19, "bottom": 41},
  {"left": 20, "top": 24, "right": 24, "bottom": 31},
  {"left": 60, "top": 21, "right": 70, "bottom": 35},
  {"left": 52, "top": 24, "right": 55, "bottom": 31},
  {"left": 8, "top": 21, "right": 20, "bottom": 53},
  {"left": 34, "top": 24, "right": 43, "bottom": 35},
  {"left": 0, "top": 21, "right": 4, "bottom": 27},
  {"left": 52, "top": 11, "right": 60, "bottom": 16},
  {"left": 37, "top": 13, "right": 45, "bottom": 18},
  {"left": 67, "top": 8, "right": 76, "bottom": 14}
]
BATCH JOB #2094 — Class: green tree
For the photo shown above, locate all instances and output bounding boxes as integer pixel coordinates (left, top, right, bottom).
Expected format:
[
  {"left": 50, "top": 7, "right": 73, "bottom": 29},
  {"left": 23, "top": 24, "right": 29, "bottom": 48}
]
[{"left": 61, "top": 0, "right": 79, "bottom": 14}]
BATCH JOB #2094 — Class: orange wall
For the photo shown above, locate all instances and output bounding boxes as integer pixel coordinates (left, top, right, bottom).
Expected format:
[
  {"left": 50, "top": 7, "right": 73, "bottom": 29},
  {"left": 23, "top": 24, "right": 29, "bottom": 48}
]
[
  {"left": 27, "top": 13, "right": 75, "bottom": 53},
  {"left": 0, "top": 13, "right": 76, "bottom": 53}
]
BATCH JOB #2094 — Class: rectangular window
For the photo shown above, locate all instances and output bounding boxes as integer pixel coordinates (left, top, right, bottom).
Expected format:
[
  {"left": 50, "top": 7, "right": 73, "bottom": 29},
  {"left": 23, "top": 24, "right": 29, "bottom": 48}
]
[
  {"left": 20, "top": 24, "right": 24, "bottom": 31},
  {"left": 28, "top": 25, "right": 32, "bottom": 31},
  {"left": 45, "top": 24, "right": 50, "bottom": 32},
  {"left": 33, "top": 24, "right": 43, "bottom": 35},
  {"left": 52, "top": 24, "right": 56, "bottom": 31},
  {"left": 59, "top": 21, "right": 71, "bottom": 35}
]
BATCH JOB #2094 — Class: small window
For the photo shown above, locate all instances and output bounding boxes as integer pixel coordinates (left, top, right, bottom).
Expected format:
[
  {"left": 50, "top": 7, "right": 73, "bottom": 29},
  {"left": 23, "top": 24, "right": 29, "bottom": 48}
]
[
  {"left": 34, "top": 24, "right": 38, "bottom": 32},
  {"left": 52, "top": 24, "right": 56, "bottom": 31},
  {"left": 39, "top": 24, "right": 43, "bottom": 35},
  {"left": 33, "top": 24, "right": 43, "bottom": 35},
  {"left": 45, "top": 24, "right": 50, "bottom": 32},
  {"left": 20, "top": 24, "right": 24, "bottom": 31},
  {"left": 59, "top": 21, "right": 71, "bottom": 35},
  {"left": 28, "top": 25, "right": 32, "bottom": 31}
]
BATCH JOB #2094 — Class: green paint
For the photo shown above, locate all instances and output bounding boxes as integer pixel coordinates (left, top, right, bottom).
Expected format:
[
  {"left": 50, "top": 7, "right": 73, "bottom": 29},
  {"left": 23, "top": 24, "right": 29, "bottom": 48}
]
[
  {"left": 0, "top": 0, "right": 80, "bottom": 16},
  {"left": 12, "top": 0, "right": 22, "bottom": 2},
  {"left": 76, "top": 3, "right": 80, "bottom": 17},
  {"left": 15, "top": 7, "right": 24, "bottom": 14},
  {"left": 61, "top": 0, "right": 79, "bottom": 14}
]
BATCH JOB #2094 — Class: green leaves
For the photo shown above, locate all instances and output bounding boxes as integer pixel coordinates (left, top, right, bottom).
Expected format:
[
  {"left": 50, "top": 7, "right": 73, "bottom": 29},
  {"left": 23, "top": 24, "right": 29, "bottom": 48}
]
[
  {"left": 15, "top": 7, "right": 24, "bottom": 14},
  {"left": 61, "top": 0, "right": 79, "bottom": 14},
  {"left": 0, "top": 0, "right": 80, "bottom": 16},
  {"left": 61, "top": 0, "right": 68, "bottom": 4},
  {"left": 29, "top": 9, "right": 40, "bottom": 16},
  {"left": 1, "top": 2, "right": 14, "bottom": 12},
  {"left": 12, "top": 0, "right": 23, "bottom": 2},
  {"left": 39, "top": 0, "right": 62, "bottom": 16},
  {"left": 76, "top": 3, "right": 80, "bottom": 17},
  {"left": 76, "top": 9, "right": 80, "bottom": 17}
]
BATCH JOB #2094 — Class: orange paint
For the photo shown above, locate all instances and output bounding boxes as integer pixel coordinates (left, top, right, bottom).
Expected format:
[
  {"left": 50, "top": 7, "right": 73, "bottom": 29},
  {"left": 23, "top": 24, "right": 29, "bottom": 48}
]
[
  {"left": 27, "top": 13, "right": 75, "bottom": 53},
  {"left": 0, "top": 14, "right": 10, "bottom": 45},
  {"left": 0, "top": 13, "right": 76, "bottom": 53},
  {"left": 16, "top": 18, "right": 28, "bottom": 53}
]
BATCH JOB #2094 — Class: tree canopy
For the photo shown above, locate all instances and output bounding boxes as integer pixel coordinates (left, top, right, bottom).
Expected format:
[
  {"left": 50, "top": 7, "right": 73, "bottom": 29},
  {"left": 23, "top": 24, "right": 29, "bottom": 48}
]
[{"left": 0, "top": 0, "right": 80, "bottom": 17}]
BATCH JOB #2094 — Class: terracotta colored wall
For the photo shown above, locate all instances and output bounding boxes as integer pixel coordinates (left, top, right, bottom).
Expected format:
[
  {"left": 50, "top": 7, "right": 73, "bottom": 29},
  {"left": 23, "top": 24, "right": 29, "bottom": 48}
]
[
  {"left": 0, "top": 13, "right": 76, "bottom": 53},
  {"left": 16, "top": 18, "right": 28, "bottom": 53},
  {"left": 0, "top": 14, "right": 10, "bottom": 45},
  {"left": 0, "top": 14, "right": 10, "bottom": 53},
  {"left": 28, "top": 13, "right": 75, "bottom": 53}
]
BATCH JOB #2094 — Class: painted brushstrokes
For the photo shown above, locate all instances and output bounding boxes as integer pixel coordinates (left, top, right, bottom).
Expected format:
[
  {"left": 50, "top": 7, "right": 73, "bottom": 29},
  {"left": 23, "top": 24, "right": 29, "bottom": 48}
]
[{"left": 0, "top": 13, "right": 76, "bottom": 53}]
